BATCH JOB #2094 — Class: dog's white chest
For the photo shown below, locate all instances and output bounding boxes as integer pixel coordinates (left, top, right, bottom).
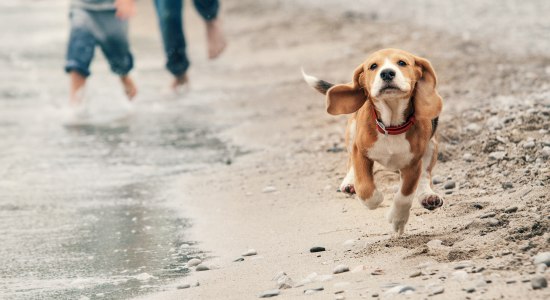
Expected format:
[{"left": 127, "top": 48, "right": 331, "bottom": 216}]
[{"left": 367, "top": 134, "right": 414, "bottom": 170}]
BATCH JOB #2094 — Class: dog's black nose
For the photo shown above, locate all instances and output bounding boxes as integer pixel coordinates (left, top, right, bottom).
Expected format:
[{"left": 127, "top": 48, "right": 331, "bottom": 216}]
[{"left": 380, "top": 69, "right": 396, "bottom": 81}]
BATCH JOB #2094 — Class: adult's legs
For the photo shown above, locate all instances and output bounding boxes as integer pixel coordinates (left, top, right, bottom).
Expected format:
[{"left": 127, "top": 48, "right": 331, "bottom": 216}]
[
  {"left": 154, "top": 0, "right": 189, "bottom": 78},
  {"left": 193, "top": 0, "right": 226, "bottom": 59}
]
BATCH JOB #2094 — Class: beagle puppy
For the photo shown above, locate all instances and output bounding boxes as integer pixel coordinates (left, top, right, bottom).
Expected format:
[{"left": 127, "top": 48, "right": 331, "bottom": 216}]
[{"left": 303, "top": 48, "right": 443, "bottom": 235}]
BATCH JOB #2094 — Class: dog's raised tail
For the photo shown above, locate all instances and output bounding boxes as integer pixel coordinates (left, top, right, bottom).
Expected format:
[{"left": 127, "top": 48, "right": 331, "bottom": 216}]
[{"left": 301, "top": 68, "right": 334, "bottom": 95}]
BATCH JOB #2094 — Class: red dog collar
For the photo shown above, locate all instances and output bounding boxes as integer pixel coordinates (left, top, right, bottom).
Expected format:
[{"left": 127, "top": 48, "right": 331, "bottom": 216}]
[{"left": 371, "top": 105, "right": 416, "bottom": 136}]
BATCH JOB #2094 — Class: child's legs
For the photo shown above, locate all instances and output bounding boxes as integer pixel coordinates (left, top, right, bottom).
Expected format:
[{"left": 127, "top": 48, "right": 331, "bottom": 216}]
[
  {"left": 193, "top": 0, "right": 219, "bottom": 21},
  {"left": 94, "top": 11, "right": 134, "bottom": 76},
  {"left": 154, "top": 0, "right": 189, "bottom": 76},
  {"left": 65, "top": 9, "right": 97, "bottom": 103}
]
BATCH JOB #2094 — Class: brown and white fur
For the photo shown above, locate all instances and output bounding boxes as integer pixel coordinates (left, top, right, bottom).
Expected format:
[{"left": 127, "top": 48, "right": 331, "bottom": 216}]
[{"left": 303, "top": 48, "right": 444, "bottom": 235}]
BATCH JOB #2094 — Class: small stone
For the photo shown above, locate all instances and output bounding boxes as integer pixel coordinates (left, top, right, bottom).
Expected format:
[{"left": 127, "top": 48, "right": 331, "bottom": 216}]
[
  {"left": 429, "top": 286, "right": 444, "bottom": 296},
  {"left": 409, "top": 271, "right": 422, "bottom": 278},
  {"left": 335, "top": 295, "right": 345, "bottom": 300},
  {"left": 523, "top": 141, "right": 536, "bottom": 149},
  {"left": 444, "top": 181, "right": 456, "bottom": 190},
  {"left": 533, "top": 252, "right": 550, "bottom": 266},
  {"left": 234, "top": 257, "right": 245, "bottom": 262},
  {"left": 276, "top": 275, "right": 294, "bottom": 289},
  {"left": 454, "top": 261, "right": 473, "bottom": 270},
  {"left": 480, "top": 212, "right": 496, "bottom": 219},
  {"left": 472, "top": 203, "right": 484, "bottom": 209},
  {"left": 304, "top": 286, "right": 324, "bottom": 294},
  {"left": 372, "top": 293, "right": 379, "bottom": 297},
  {"left": 540, "top": 146, "right": 550, "bottom": 158},
  {"left": 310, "top": 246, "right": 326, "bottom": 253},
  {"left": 531, "top": 276, "right": 547, "bottom": 289},
  {"left": 195, "top": 264, "right": 209, "bottom": 271},
  {"left": 502, "top": 182, "right": 513, "bottom": 189},
  {"left": 371, "top": 268, "right": 384, "bottom": 275},
  {"left": 262, "top": 186, "right": 277, "bottom": 193},
  {"left": 452, "top": 270, "right": 468, "bottom": 281},
  {"left": 463, "top": 287, "right": 475, "bottom": 293},
  {"left": 385, "top": 285, "right": 415, "bottom": 294},
  {"left": 486, "top": 218, "right": 500, "bottom": 226},
  {"left": 177, "top": 283, "right": 191, "bottom": 289},
  {"left": 272, "top": 271, "right": 287, "bottom": 281},
  {"left": 463, "top": 153, "right": 474, "bottom": 162},
  {"left": 258, "top": 289, "right": 280, "bottom": 298},
  {"left": 489, "top": 151, "right": 506, "bottom": 160},
  {"left": 333, "top": 264, "right": 350, "bottom": 274},
  {"left": 242, "top": 249, "right": 257, "bottom": 256},
  {"left": 192, "top": 281, "right": 200, "bottom": 287},
  {"left": 504, "top": 206, "right": 518, "bottom": 213},
  {"left": 187, "top": 258, "right": 202, "bottom": 267},
  {"left": 432, "top": 176, "right": 444, "bottom": 184},
  {"left": 536, "top": 264, "right": 547, "bottom": 274}
]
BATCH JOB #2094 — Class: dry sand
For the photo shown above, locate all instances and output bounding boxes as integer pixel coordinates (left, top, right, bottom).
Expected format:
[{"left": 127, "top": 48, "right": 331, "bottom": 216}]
[{"left": 137, "top": 0, "right": 549, "bottom": 299}]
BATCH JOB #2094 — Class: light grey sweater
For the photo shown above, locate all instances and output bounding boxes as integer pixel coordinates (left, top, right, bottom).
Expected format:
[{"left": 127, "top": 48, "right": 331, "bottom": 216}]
[{"left": 71, "top": 0, "right": 116, "bottom": 11}]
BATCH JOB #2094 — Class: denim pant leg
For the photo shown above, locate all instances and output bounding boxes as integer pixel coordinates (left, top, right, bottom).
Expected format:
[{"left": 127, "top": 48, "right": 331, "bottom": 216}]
[
  {"left": 154, "top": 0, "right": 189, "bottom": 76},
  {"left": 94, "top": 11, "right": 134, "bottom": 76},
  {"left": 193, "top": 0, "right": 219, "bottom": 21},
  {"left": 65, "top": 9, "right": 97, "bottom": 77}
]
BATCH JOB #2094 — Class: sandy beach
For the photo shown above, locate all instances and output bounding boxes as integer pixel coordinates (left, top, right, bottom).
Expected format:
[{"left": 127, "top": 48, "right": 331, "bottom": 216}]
[{"left": 134, "top": 0, "right": 549, "bottom": 299}]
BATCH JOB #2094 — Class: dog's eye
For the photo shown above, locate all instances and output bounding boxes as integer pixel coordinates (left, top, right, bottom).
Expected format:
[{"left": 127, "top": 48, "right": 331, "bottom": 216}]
[
  {"left": 397, "top": 60, "right": 407, "bottom": 67},
  {"left": 369, "top": 63, "right": 378, "bottom": 70}
]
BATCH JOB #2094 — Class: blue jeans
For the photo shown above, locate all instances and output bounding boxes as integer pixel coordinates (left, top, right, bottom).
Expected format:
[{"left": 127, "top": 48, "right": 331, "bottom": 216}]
[
  {"left": 154, "top": 0, "right": 219, "bottom": 76},
  {"left": 65, "top": 8, "right": 134, "bottom": 77}
]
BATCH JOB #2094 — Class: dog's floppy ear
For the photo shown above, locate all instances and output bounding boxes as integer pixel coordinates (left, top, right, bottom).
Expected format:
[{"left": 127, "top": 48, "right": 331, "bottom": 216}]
[
  {"left": 326, "top": 65, "right": 367, "bottom": 115},
  {"left": 413, "top": 56, "right": 443, "bottom": 120}
]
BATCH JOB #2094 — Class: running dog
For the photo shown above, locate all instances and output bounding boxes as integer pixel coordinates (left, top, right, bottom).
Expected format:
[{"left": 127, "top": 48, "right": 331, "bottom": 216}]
[{"left": 303, "top": 48, "right": 444, "bottom": 235}]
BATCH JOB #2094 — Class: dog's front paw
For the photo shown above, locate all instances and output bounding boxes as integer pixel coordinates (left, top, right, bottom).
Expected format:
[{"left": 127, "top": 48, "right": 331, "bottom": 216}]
[
  {"left": 387, "top": 205, "right": 411, "bottom": 235},
  {"left": 340, "top": 184, "right": 356, "bottom": 195},
  {"left": 420, "top": 194, "right": 444, "bottom": 210}
]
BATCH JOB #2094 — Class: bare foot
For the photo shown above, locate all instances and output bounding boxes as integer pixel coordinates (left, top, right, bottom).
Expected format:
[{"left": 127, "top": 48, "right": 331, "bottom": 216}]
[
  {"left": 120, "top": 75, "right": 137, "bottom": 100},
  {"left": 171, "top": 73, "right": 189, "bottom": 91},
  {"left": 69, "top": 71, "right": 86, "bottom": 106},
  {"left": 206, "top": 19, "right": 227, "bottom": 59}
]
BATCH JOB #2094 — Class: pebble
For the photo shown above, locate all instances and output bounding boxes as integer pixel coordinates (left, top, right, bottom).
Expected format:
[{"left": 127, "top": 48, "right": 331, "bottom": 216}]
[
  {"left": 310, "top": 246, "right": 326, "bottom": 253},
  {"left": 429, "top": 286, "right": 445, "bottom": 296},
  {"left": 432, "top": 176, "right": 444, "bottom": 184},
  {"left": 488, "top": 151, "right": 506, "bottom": 160},
  {"left": 463, "top": 153, "right": 474, "bottom": 162},
  {"left": 333, "top": 264, "right": 350, "bottom": 274},
  {"left": 463, "top": 287, "right": 476, "bottom": 293},
  {"left": 409, "top": 271, "right": 422, "bottom": 278},
  {"left": 258, "top": 289, "right": 280, "bottom": 298},
  {"left": 480, "top": 212, "right": 496, "bottom": 219},
  {"left": 262, "top": 186, "right": 277, "bottom": 193},
  {"left": 533, "top": 252, "right": 550, "bottom": 266},
  {"left": 486, "top": 218, "right": 500, "bottom": 226},
  {"left": 523, "top": 141, "right": 536, "bottom": 149},
  {"left": 242, "top": 249, "right": 258, "bottom": 256},
  {"left": 335, "top": 295, "right": 345, "bottom": 300},
  {"left": 304, "top": 286, "right": 324, "bottom": 294},
  {"left": 195, "top": 264, "right": 210, "bottom": 271},
  {"left": 385, "top": 285, "right": 415, "bottom": 294},
  {"left": 177, "top": 283, "right": 191, "bottom": 289},
  {"left": 372, "top": 293, "right": 379, "bottom": 297},
  {"left": 187, "top": 258, "right": 202, "bottom": 267},
  {"left": 536, "top": 264, "right": 547, "bottom": 274},
  {"left": 234, "top": 257, "right": 245, "bottom": 262},
  {"left": 371, "top": 268, "right": 384, "bottom": 275},
  {"left": 540, "top": 146, "right": 550, "bottom": 158},
  {"left": 501, "top": 182, "right": 513, "bottom": 189},
  {"left": 276, "top": 275, "right": 294, "bottom": 289},
  {"left": 531, "top": 276, "right": 547, "bottom": 289},
  {"left": 465, "top": 123, "right": 481, "bottom": 133},
  {"left": 444, "top": 181, "right": 456, "bottom": 190},
  {"left": 454, "top": 261, "right": 473, "bottom": 270},
  {"left": 504, "top": 206, "right": 518, "bottom": 213}
]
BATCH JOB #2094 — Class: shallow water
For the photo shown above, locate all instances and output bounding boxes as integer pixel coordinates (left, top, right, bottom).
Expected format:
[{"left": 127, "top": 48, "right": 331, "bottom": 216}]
[{"left": 0, "top": 1, "right": 228, "bottom": 299}]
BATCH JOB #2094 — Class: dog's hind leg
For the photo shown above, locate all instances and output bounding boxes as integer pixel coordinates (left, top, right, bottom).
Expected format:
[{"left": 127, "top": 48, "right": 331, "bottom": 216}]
[{"left": 416, "top": 137, "right": 444, "bottom": 210}]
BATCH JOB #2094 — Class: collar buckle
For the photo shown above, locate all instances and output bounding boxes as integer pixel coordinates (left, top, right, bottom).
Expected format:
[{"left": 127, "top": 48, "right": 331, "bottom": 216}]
[{"left": 375, "top": 119, "right": 388, "bottom": 137}]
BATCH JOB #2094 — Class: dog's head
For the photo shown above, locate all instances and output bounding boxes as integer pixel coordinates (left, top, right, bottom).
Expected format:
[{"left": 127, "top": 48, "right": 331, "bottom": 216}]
[{"left": 326, "top": 48, "right": 442, "bottom": 119}]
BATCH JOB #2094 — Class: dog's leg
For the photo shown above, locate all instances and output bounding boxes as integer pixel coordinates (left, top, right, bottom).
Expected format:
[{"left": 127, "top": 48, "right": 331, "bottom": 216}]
[
  {"left": 340, "top": 118, "right": 357, "bottom": 195},
  {"left": 352, "top": 146, "right": 384, "bottom": 209},
  {"left": 387, "top": 159, "right": 421, "bottom": 235},
  {"left": 417, "top": 137, "right": 444, "bottom": 210}
]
